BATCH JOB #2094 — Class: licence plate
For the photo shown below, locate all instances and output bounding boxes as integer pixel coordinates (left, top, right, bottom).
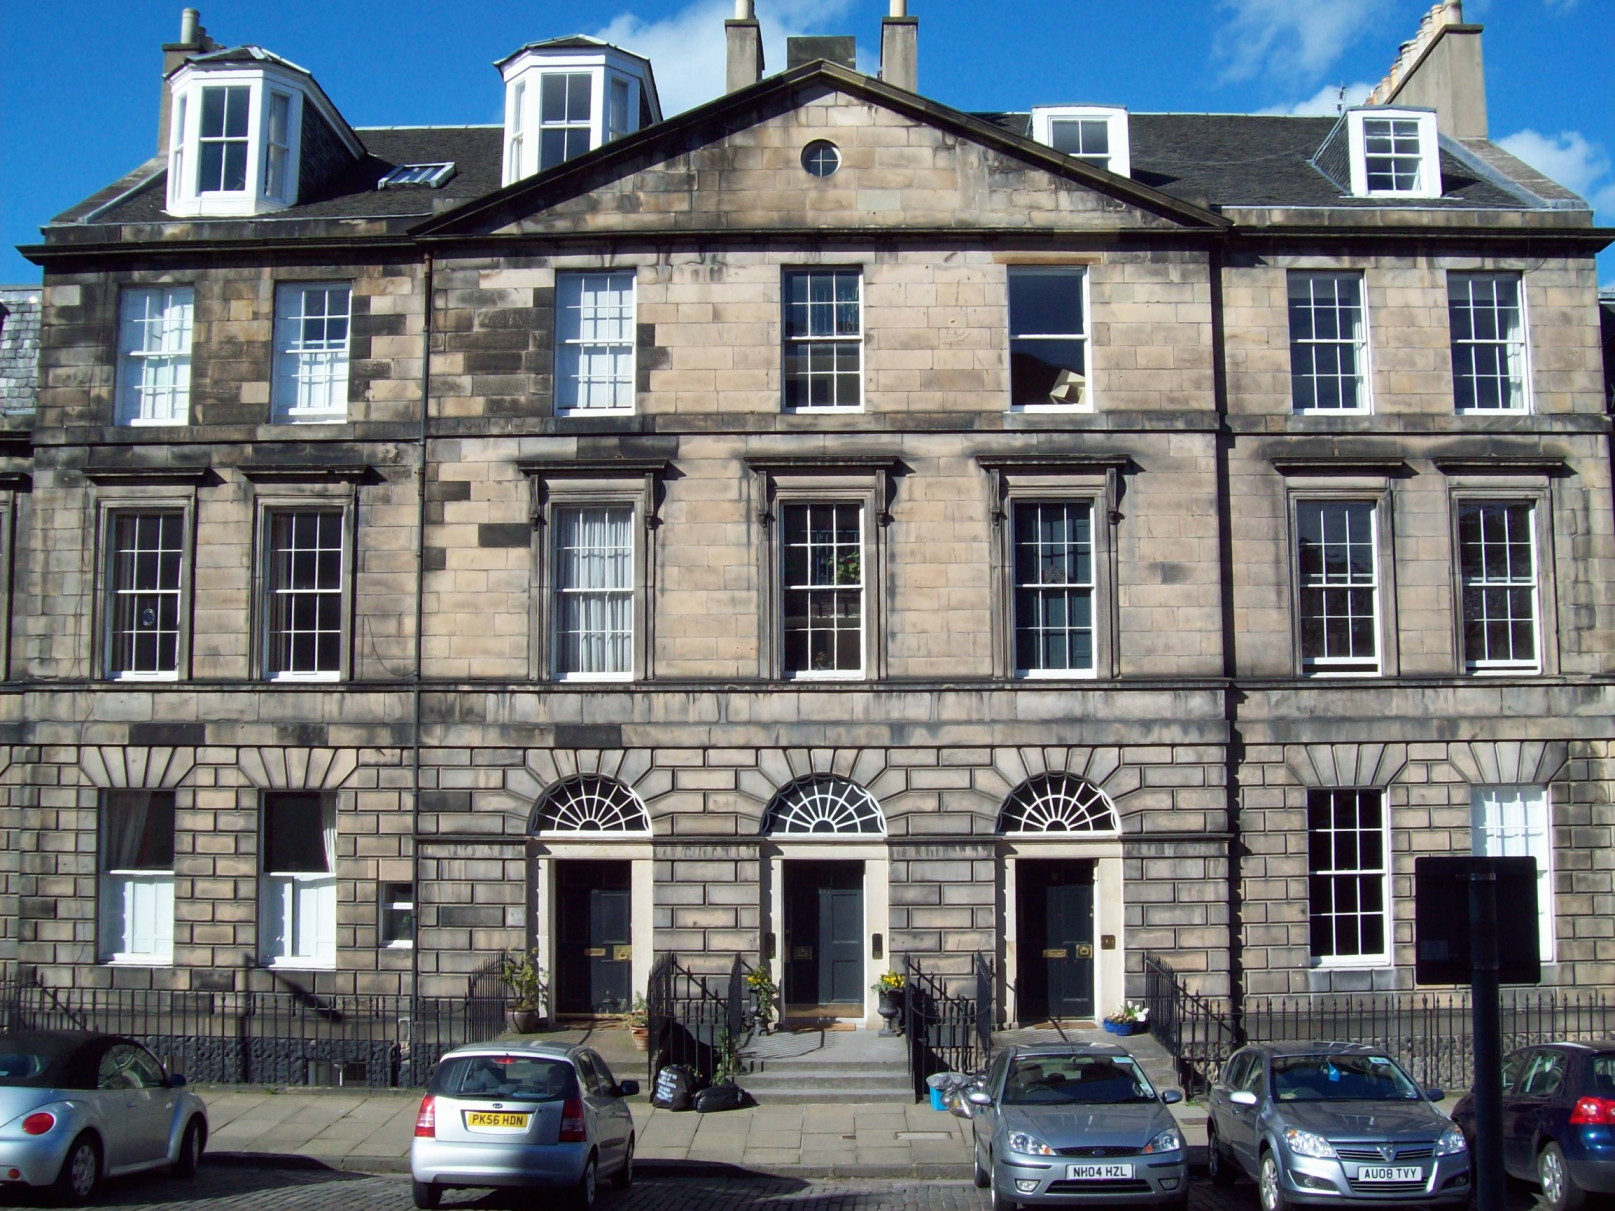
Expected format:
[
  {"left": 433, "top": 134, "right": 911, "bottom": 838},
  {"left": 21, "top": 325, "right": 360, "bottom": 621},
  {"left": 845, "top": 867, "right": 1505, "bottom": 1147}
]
[
  {"left": 464, "top": 1112, "right": 531, "bottom": 1131},
  {"left": 1355, "top": 1166, "right": 1422, "bottom": 1183},
  {"left": 1067, "top": 1163, "right": 1134, "bottom": 1180}
]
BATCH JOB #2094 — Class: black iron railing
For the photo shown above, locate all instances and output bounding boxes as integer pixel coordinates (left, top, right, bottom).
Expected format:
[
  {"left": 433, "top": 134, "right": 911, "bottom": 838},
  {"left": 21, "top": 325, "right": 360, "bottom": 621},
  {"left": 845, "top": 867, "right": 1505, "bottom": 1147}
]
[
  {"left": 0, "top": 963, "right": 507, "bottom": 1088},
  {"left": 904, "top": 953, "right": 994, "bottom": 1101},
  {"left": 1139, "top": 953, "right": 1238, "bottom": 1096},
  {"left": 645, "top": 953, "right": 756, "bottom": 1088}
]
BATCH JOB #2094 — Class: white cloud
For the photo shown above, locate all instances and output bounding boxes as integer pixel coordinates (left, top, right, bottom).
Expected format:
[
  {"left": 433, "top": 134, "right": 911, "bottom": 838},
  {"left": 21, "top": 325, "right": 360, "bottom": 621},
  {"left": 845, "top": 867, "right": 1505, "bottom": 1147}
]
[
  {"left": 1213, "top": 0, "right": 1394, "bottom": 84},
  {"left": 588, "top": 0, "right": 861, "bottom": 118},
  {"left": 1257, "top": 81, "right": 1375, "bottom": 117},
  {"left": 1498, "top": 128, "right": 1615, "bottom": 215}
]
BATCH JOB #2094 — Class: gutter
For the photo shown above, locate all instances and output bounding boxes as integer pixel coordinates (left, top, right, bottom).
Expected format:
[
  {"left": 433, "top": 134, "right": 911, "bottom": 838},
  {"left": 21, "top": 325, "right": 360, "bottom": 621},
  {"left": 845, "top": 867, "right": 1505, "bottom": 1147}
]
[{"left": 411, "top": 250, "right": 433, "bottom": 1002}]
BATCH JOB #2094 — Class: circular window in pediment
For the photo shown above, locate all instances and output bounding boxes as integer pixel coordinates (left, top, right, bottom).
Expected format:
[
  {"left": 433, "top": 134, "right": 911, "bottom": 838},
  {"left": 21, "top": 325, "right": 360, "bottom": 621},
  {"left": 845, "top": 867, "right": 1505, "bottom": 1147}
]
[{"left": 801, "top": 140, "right": 842, "bottom": 178}]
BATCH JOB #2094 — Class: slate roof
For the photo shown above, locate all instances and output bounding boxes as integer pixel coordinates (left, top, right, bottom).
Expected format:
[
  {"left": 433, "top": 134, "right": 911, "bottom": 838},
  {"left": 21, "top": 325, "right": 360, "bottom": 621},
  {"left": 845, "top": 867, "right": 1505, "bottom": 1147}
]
[{"left": 0, "top": 287, "right": 41, "bottom": 417}]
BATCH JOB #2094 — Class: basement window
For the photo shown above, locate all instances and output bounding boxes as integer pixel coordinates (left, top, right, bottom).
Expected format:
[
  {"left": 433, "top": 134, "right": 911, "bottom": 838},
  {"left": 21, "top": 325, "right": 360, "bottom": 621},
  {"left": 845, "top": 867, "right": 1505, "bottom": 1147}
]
[{"left": 377, "top": 163, "right": 456, "bottom": 189}]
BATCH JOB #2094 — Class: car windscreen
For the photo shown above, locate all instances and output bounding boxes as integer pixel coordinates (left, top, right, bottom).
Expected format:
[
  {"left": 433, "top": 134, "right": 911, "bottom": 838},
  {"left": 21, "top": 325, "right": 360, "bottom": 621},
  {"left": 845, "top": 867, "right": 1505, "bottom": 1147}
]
[
  {"left": 430, "top": 1054, "right": 578, "bottom": 1102},
  {"left": 1272, "top": 1054, "right": 1421, "bottom": 1101},
  {"left": 1590, "top": 1055, "right": 1615, "bottom": 1098},
  {"left": 1002, "top": 1055, "right": 1157, "bottom": 1105}
]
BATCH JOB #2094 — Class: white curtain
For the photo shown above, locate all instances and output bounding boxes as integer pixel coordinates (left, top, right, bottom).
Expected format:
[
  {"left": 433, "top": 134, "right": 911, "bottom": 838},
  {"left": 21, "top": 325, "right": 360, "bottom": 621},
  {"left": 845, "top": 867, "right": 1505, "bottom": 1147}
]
[{"left": 556, "top": 506, "right": 632, "bottom": 674}]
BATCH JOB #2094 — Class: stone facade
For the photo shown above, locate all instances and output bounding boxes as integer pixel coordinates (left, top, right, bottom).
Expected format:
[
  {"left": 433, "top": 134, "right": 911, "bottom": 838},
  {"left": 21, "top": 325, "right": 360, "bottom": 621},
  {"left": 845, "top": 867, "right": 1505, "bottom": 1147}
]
[{"left": 8, "top": 14, "right": 1614, "bottom": 1030}]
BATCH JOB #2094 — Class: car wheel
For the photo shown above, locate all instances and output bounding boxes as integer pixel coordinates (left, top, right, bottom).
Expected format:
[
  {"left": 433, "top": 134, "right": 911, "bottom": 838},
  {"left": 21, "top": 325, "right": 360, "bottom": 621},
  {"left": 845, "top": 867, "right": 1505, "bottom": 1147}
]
[
  {"left": 611, "top": 1139, "right": 635, "bottom": 1190},
  {"left": 1539, "top": 1142, "right": 1586, "bottom": 1211},
  {"left": 49, "top": 1134, "right": 100, "bottom": 1207},
  {"left": 410, "top": 1179, "right": 442, "bottom": 1210},
  {"left": 569, "top": 1156, "right": 597, "bottom": 1211},
  {"left": 989, "top": 1162, "right": 1019, "bottom": 1211},
  {"left": 171, "top": 1117, "right": 205, "bottom": 1178},
  {"left": 973, "top": 1141, "right": 991, "bottom": 1189},
  {"left": 1208, "top": 1123, "right": 1237, "bottom": 1186},
  {"left": 1259, "top": 1149, "right": 1289, "bottom": 1211}
]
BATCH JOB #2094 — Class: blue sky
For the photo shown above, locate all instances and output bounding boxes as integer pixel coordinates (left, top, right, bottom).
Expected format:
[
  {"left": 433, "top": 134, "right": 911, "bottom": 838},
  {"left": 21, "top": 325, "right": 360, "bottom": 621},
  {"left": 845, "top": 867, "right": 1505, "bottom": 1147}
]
[{"left": 2, "top": 0, "right": 1611, "bottom": 284}]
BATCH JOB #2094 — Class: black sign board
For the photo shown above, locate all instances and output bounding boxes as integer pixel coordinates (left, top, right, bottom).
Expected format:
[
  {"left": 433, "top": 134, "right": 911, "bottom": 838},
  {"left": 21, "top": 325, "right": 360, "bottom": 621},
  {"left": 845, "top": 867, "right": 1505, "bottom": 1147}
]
[{"left": 1414, "top": 856, "right": 1540, "bottom": 985}]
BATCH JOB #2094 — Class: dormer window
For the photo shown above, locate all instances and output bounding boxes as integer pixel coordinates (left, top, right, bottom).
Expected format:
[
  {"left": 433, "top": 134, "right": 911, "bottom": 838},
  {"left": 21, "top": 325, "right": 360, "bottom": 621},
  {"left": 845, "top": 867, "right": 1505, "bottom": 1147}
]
[
  {"left": 1029, "top": 106, "right": 1130, "bottom": 178},
  {"left": 497, "top": 37, "right": 661, "bottom": 187},
  {"left": 165, "top": 50, "right": 361, "bottom": 219},
  {"left": 1346, "top": 108, "right": 1440, "bottom": 199}
]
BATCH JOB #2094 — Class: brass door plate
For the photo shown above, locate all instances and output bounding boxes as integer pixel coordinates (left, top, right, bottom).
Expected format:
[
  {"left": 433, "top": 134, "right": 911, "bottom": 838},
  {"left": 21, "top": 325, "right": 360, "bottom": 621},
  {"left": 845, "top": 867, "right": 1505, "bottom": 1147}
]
[
  {"left": 1042, "top": 948, "right": 1068, "bottom": 958},
  {"left": 613, "top": 945, "right": 632, "bottom": 961},
  {"left": 1076, "top": 943, "right": 1095, "bottom": 958},
  {"left": 585, "top": 947, "right": 607, "bottom": 957}
]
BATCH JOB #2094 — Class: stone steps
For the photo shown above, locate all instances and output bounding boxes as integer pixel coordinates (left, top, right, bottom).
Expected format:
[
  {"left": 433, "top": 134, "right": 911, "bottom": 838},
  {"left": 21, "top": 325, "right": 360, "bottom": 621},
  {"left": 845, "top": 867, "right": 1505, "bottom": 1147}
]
[{"left": 734, "top": 1027, "right": 915, "bottom": 1104}]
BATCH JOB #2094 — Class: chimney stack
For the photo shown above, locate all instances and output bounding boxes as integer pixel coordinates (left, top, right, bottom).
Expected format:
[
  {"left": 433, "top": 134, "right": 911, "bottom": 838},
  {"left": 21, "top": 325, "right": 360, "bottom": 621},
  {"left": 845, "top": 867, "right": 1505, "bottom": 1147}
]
[
  {"left": 725, "top": 0, "right": 763, "bottom": 93},
  {"left": 158, "top": 8, "right": 220, "bottom": 154},
  {"left": 880, "top": 0, "right": 918, "bottom": 93},
  {"left": 1365, "top": 0, "right": 1486, "bottom": 139}
]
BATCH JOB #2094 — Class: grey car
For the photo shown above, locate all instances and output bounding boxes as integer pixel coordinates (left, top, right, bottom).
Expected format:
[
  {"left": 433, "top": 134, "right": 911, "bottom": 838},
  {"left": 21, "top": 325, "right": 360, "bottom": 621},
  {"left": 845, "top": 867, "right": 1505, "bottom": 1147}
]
[
  {"left": 967, "top": 1043, "right": 1189, "bottom": 1211},
  {"left": 409, "top": 1040, "right": 637, "bottom": 1210},
  {"left": 1205, "top": 1042, "right": 1471, "bottom": 1211},
  {"left": 0, "top": 1031, "right": 208, "bottom": 1204}
]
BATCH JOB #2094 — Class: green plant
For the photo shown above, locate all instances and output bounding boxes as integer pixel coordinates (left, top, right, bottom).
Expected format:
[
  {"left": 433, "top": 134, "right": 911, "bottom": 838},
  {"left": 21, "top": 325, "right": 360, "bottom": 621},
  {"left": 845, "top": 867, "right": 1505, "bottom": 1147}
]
[
  {"left": 625, "top": 994, "right": 648, "bottom": 1030},
  {"left": 711, "top": 1028, "right": 742, "bottom": 1086},
  {"left": 873, "top": 970, "right": 906, "bottom": 995},
  {"left": 745, "top": 967, "right": 778, "bottom": 1027},
  {"left": 498, "top": 948, "right": 548, "bottom": 1010},
  {"left": 1105, "top": 1001, "right": 1149, "bottom": 1025}
]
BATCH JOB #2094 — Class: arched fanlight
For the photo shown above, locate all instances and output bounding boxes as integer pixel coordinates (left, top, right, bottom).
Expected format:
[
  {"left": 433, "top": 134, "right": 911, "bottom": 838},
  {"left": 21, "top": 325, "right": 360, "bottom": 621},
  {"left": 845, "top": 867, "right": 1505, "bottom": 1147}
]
[
  {"left": 763, "top": 775, "right": 885, "bottom": 835},
  {"left": 532, "top": 776, "right": 649, "bottom": 834},
  {"left": 997, "top": 773, "right": 1119, "bottom": 834}
]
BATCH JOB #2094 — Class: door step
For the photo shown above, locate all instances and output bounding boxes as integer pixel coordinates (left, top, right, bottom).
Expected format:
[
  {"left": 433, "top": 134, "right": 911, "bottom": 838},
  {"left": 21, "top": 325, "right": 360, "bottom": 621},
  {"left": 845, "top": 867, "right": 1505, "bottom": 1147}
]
[{"left": 735, "top": 1026, "right": 913, "bottom": 1104}]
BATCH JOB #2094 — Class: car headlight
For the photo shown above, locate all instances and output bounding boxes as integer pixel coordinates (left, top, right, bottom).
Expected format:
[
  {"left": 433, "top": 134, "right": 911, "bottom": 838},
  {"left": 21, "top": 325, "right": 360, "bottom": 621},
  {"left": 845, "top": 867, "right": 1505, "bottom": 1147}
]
[
  {"left": 1284, "top": 1128, "right": 1338, "bottom": 1159},
  {"left": 1435, "top": 1126, "right": 1468, "bottom": 1156},
  {"left": 1007, "top": 1130, "right": 1057, "bottom": 1157},
  {"left": 1143, "top": 1128, "right": 1182, "bottom": 1154}
]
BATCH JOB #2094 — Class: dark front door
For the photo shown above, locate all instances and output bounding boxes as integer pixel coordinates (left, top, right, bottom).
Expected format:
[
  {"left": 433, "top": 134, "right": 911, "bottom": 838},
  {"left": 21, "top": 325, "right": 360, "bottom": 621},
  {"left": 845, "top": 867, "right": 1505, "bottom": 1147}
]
[
  {"left": 784, "top": 860, "right": 864, "bottom": 1009},
  {"left": 555, "top": 861, "right": 632, "bottom": 1015},
  {"left": 1016, "top": 859, "right": 1095, "bottom": 1023}
]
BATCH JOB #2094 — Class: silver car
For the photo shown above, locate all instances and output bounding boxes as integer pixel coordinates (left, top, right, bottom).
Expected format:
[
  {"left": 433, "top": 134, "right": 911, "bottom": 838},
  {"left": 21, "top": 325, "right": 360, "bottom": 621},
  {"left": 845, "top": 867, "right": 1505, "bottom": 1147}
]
[
  {"left": 409, "top": 1040, "right": 637, "bottom": 1210},
  {"left": 1206, "top": 1042, "right": 1471, "bottom": 1211},
  {"left": 967, "top": 1043, "right": 1189, "bottom": 1211},
  {"left": 0, "top": 1030, "right": 208, "bottom": 1204}
]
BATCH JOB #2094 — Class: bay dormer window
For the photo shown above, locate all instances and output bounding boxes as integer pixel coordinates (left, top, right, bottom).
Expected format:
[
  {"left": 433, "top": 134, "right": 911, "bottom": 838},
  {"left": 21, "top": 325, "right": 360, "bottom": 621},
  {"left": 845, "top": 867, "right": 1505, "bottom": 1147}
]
[
  {"left": 165, "top": 50, "right": 361, "bottom": 218},
  {"left": 498, "top": 37, "right": 662, "bottom": 186},
  {"left": 1029, "top": 106, "right": 1131, "bottom": 178},
  {"left": 1346, "top": 108, "right": 1440, "bottom": 199}
]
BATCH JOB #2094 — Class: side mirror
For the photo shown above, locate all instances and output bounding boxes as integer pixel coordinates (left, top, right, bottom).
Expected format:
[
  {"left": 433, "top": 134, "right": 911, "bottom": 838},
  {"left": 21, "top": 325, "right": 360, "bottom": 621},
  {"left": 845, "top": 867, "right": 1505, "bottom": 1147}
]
[
  {"left": 949, "top": 1099, "right": 975, "bottom": 1120},
  {"left": 1160, "top": 1089, "right": 1183, "bottom": 1105},
  {"left": 618, "top": 1080, "right": 640, "bottom": 1097},
  {"left": 1230, "top": 1090, "right": 1259, "bottom": 1107},
  {"left": 167, "top": 1074, "right": 187, "bottom": 1089},
  {"left": 966, "top": 1089, "right": 993, "bottom": 1107},
  {"left": 1425, "top": 1088, "right": 1445, "bottom": 1102}
]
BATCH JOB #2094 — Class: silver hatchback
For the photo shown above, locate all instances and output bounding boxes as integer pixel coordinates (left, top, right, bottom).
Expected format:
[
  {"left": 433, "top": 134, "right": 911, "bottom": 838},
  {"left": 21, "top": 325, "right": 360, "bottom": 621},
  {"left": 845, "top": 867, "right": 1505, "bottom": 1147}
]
[
  {"left": 1206, "top": 1042, "right": 1470, "bottom": 1211},
  {"left": 409, "top": 1041, "right": 637, "bottom": 1210}
]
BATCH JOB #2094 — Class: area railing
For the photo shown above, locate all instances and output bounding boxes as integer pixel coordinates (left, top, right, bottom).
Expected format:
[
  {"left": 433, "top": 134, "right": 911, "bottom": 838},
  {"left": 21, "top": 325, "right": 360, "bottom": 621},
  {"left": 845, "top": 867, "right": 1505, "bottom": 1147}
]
[
  {"left": 904, "top": 952, "right": 995, "bottom": 1101},
  {"left": 0, "top": 963, "right": 508, "bottom": 1088},
  {"left": 645, "top": 952, "right": 756, "bottom": 1088},
  {"left": 1139, "top": 953, "right": 1239, "bottom": 1095}
]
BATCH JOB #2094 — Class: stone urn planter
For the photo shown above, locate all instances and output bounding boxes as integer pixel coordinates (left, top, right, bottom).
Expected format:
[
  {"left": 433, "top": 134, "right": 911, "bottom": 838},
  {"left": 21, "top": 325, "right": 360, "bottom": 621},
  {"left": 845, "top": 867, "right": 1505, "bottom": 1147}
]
[
  {"left": 508, "top": 1007, "right": 547, "bottom": 1033},
  {"left": 876, "top": 989, "right": 904, "bottom": 1036}
]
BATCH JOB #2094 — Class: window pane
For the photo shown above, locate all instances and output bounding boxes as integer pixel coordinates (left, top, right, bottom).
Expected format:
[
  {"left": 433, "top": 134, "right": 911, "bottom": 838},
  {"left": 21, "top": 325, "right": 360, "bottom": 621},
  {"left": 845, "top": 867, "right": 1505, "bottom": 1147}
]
[
  {"left": 555, "top": 271, "right": 635, "bottom": 412},
  {"left": 267, "top": 510, "right": 344, "bottom": 676},
  {"left": 109, "top": 512, "right": 184, "bottom": 676},
  {"left": 1449, "top": 274, "right": 1525, "bottom": 412},
  {"left": 275, "top": 284, "right": 351, "bottom": 420},
  {"left": 782, "top": 270, "right": 862, "bottom": 410},
  {"left": 102, "top": 790, "right": 176, "bottom": 871},
  {"left": 781, "top": 503, "right": 862, "bottom": 674},
  {"left": 118, "top": 287, "right": 194, "bottom": 424},
  {"left": 1013, "top": 502, "right": 1095, "bottom": 673},
  {"left": 1289, "top": 273, "right": 1365, "bottom": 412},
  {"left": 553, "top": 506, "right": 634, "bottom": 676},
  {"left": 1009, "top": 268, "right": 1088, "bottom": 408},
  {"left": 263, "top": 793, "right": 332, "bottom": 873},
  {"left": 1459, "top": 501, "right": 1537, "bottom": 668},
  {"left": 1307, "top": 789, "right": 1387, "bottom": 960},
  {"left": 1297, "top": 500, "right": 1378, "bottom": 671}
]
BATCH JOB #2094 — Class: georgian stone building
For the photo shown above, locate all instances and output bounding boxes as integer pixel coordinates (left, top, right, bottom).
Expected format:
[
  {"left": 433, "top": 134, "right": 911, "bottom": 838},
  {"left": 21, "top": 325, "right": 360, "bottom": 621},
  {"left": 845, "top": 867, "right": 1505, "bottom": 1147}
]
[{"left": 8, "top": 1, "right": 1613, "bottom": 1027}]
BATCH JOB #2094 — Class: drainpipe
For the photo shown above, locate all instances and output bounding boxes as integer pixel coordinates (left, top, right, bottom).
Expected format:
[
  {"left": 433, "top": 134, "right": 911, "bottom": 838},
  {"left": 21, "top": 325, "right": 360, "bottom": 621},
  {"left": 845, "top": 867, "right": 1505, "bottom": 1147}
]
[{"left": 411, "top": 251, "right": 434, "bottom": 1008}]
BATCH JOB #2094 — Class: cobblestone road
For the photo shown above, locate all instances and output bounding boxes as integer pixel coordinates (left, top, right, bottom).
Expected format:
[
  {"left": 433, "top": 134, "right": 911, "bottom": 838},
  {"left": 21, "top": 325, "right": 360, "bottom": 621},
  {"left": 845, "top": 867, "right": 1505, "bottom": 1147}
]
[{"left": 0, "top": 1165, "right": 1542, "bottom": 1211}]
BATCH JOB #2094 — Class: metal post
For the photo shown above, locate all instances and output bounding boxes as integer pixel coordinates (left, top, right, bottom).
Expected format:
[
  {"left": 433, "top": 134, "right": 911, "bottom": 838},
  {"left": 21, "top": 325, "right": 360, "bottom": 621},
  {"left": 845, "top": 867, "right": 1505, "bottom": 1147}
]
[{"left": 1469, "top": 869, "right": 1504, "bottom": 1211}]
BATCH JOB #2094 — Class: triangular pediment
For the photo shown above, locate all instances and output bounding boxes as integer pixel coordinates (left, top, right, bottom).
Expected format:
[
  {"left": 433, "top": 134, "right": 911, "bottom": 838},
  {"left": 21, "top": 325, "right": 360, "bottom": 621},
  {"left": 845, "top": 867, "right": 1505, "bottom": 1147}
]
[{"left": 417, "top": 64, "right": 1225, "bottom": 240}]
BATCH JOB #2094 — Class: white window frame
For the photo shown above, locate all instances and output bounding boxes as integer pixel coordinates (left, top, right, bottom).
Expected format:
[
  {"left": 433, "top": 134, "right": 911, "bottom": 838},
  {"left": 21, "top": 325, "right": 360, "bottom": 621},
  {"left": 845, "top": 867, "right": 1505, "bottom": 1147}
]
[
  {"left": 1347, "top": 109, "right": 1440, "bottom": 199},
  {"left": 1471, "top": 785, "right": 1555, "bottom": 963},
  {"left": 551, "top": 503, "right": 636, "bottom": 682},
  {"left": 780, "top": 500, "right": 866, "bottom": 681},
  {"left": 1288, "top": 271, "right": 1371, "bottom": 413},
  {"left": 273, "top": 282, "right": 352, "bottom": 423},
  {"left": 501, "top": 51, "right": 649, "bottom": 185},
  {"left": 259, "top": 791, "right": 337, "bottom": 969},
  {"left": 260, "top": 506, "right": 350, "bottom": 682},
  {"left": 1456, "top": 499, "right": 1540, "bottom": 674},
  {"left": 1449, "top": 272, "right": 1530, "bottom": 413},
  {"left": 1007, "top": 266, "right": 1091, "bottom": 412},
  {"left": 116, "top": 286, "right": 193, "bottom": 427},
  {"left": 98, "top": 790, "right": 176, "bottom": 966},
  {"left": 196, "top": 83, "right": 252, "bottom": 195},
  {"left": 608, "top": 77, "right": 632, "bottom": 142},
  {"left": 1029, "top": 106, "right": 1131, "bottom": 177},
  {"left": 538, "top": 71, "right": 594, "bottom": 171},
  {"left": 103, "top": 509, "right": 189, "bottom": 681},
  {"left": 1307, "top": 788, "right": 1391, "bottom": 967},
  {"left": 264, "top": 91, "right": 292, "bottom": 200},
  {"left": 1011, "top": 500, "right": 1097, "bottom": 678},
  {"left": 555, "top": 270, "right": 636, "bottom": 415},
  {"left": 782, "top": 267, "right": 864, "bottom": 413},
  {"left": 1295, "top": 498, "right": 1382, "bottom": 676}
]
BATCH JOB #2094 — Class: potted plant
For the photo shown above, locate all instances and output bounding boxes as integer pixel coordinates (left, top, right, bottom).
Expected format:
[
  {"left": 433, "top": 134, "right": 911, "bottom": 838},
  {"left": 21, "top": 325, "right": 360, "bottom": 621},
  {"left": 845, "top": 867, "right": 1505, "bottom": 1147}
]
[
  {"left": 498, "top": 948, "right": 549, "bottom": 1033},
  {"left": 744, "top": 968, "right": 777, "bottom": 1035},
  {"left": 1103, "top": 1002, "right": 1149, "bottom": 1036},
  {"left": 873, "top": 971, "right": 906, "bottom": 1036},
  {"left": 625, "top": 994, "right": 650, "bottom": 1051}
]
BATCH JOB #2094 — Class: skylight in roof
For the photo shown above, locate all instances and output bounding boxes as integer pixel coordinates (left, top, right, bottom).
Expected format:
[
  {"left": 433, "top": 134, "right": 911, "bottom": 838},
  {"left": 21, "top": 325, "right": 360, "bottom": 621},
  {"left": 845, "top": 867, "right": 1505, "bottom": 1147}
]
[{"left": 377, "top": 163, "right": 456, "bottom": 189}]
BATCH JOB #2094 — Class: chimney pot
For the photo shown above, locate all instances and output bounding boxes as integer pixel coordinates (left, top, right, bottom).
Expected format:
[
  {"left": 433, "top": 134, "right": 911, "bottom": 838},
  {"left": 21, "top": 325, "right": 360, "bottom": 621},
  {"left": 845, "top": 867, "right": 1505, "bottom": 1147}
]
[
  {"left": 733, "top": 0, "right": 752, "bottom": 18},
  {"left": 180, "top": 8, "right": 199, "bottom": 43},
  {"left": 889, "top": 0, "right": 907, "bottom": 15}
]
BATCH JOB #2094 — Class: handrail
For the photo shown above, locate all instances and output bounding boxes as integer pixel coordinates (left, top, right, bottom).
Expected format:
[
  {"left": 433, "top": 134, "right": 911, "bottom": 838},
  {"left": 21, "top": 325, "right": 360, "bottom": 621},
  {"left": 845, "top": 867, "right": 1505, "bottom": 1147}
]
[{"left": 905, "top": 953, "right": 994, "bottom": 1101}]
